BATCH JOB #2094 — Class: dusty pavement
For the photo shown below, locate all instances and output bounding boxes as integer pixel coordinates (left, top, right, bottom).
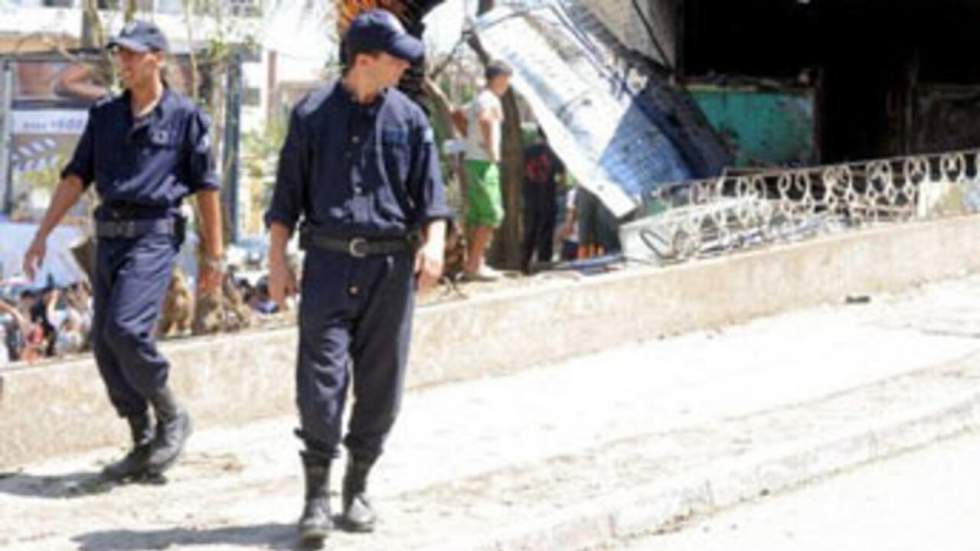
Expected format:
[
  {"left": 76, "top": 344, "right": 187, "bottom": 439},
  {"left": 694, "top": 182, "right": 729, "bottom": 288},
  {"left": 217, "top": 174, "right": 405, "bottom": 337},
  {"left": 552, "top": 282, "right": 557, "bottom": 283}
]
[
  {"left": 4, "top": 275, "right": 980, "bottom": 550},
  {"left": 616, "top": 429, "right": 980, "bottom": 551}
]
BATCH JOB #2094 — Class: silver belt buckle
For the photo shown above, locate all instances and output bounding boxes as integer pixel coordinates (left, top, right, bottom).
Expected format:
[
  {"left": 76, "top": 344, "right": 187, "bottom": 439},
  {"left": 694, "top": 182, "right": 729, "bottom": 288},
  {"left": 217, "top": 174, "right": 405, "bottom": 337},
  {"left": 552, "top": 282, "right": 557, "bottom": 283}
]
[
  {"left": 348, "top": 237, "right": 368, "bottom": 258},
  {"left": 122, "top": 220, "right": 137, "bottom": 238}
]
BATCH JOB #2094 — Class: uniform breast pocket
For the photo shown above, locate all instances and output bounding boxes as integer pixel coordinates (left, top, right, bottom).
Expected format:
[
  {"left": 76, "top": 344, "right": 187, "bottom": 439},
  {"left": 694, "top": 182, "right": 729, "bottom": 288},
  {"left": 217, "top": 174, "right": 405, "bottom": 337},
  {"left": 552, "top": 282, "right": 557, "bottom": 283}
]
[
  {"left": 373, "top": 129, "right": 413, "bottom": 219},
  {"left": 378, "top": 128, "right": 412, "bottom": 182},
  {"left": 141, "top": 128, "right": 184, "bottom": 201}
]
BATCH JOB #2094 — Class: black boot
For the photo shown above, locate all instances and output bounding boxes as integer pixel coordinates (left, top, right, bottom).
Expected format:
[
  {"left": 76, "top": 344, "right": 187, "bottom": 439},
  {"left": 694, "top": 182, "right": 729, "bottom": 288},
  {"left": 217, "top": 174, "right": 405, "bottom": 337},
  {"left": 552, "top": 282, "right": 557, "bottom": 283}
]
[
  {"left": 298, "top": 452, "right": 333, "bottom": 542},
  {"left": 145, "top": 386, "right": 192, "bottom": 475},
  {"left": 102, "top": 413, "right": 154, "bottom": 481},
  {"left": 341, "top": 454, "right": 377, "bottom": 532}
]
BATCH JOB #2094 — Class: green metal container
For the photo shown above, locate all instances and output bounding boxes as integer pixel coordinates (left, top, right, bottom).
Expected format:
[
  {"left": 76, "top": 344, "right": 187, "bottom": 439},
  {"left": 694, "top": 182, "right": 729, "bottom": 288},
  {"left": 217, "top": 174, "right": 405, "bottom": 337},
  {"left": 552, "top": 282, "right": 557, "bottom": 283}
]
[{"left": 689, "top": 85, "right": 815, "bottom": 168}]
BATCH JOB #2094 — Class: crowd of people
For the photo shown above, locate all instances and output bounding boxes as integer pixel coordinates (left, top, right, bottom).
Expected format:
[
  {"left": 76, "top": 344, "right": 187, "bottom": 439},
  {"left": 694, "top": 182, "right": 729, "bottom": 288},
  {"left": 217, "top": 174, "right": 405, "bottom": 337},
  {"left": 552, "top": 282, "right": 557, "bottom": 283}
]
[
  {"left": 0, "top": 281, "right": 93, "bottom": 365},
  {"left": 0, "top": 266, "right": 294, "bottom": 367},
  {"left": 155, "top": 265, "right": 296, "bottom": 339}
]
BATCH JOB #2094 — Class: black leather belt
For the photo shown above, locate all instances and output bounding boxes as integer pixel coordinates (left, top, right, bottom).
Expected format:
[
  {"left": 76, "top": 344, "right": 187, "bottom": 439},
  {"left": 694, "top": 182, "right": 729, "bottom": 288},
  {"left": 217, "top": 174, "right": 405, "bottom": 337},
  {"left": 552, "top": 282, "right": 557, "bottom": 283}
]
[
  {"left": 96, "top": 219, "right": 175, "bottom": 239},
  {"left": 100, "top": 202, "right": 171, "bottom": 219},
  {"left": 300, "top": 232, "right": 415, "bottom": 258}
]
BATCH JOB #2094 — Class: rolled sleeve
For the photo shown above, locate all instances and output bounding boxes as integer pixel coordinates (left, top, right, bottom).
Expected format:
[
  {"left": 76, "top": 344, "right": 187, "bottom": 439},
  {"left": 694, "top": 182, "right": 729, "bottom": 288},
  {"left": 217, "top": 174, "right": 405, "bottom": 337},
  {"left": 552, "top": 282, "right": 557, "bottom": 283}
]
[
  {"left": 263, "top": 105, "right": 308, "bottom": 233},
  {"left": 186, "top": 110, "right": 220, "bottom": 193},
  {"left": 61, "top": 111, "right": 95, "bottom": 188},
  {"left": 409, "top": 122, "right": 454, "bottom": 225}
]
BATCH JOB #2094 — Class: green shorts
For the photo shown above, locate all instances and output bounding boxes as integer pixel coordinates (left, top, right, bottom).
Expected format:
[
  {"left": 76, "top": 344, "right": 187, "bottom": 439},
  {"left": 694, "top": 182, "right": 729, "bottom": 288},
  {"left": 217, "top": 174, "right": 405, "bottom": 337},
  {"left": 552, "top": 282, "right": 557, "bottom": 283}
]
[{"left": 465, "top": 160, "right": 505, "bottom": 228}]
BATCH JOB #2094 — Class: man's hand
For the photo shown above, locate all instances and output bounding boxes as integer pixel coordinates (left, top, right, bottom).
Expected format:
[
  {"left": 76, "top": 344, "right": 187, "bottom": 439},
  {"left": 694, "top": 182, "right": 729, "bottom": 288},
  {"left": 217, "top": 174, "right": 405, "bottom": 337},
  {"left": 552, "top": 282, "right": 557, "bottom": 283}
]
[
  {"left": 267, "top": 222, "right": 296, "bottom": 310},
  {"left": 22, "top": 175, "right": 84, "bottom": 282},
  {"left": 195, "top": 188, "right": 224, "bottom": 295},
  {"left": 415, "top": 241, "right": 445, "bottom": 292},
  {"left": 415, "top": 220, "right": 447, "bottom": 293},
  {"left": 22, "top": 237, "right": 46, "bottom": 281},
  {"left": 268, "top": 255, "right": 297, "bottom": 310}
]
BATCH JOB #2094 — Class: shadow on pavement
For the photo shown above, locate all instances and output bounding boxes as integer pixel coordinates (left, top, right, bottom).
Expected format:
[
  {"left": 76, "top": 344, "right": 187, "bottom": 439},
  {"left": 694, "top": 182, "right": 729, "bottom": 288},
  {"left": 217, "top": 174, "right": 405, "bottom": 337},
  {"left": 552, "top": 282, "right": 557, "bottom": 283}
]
[
  {"left": 73, "top": 524, "right": 305, "bottom": 550},
  {"left": 0, "top": 469, "right": 119, "bottom": 499}
]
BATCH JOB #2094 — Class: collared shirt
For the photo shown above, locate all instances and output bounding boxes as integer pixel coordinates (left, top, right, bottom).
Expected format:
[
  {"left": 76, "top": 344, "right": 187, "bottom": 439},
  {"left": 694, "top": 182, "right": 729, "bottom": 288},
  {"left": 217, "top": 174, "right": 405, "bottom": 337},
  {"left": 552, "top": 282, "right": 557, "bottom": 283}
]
[
  {"left": 264, "top": 82, "right": 452, "bottom": 238},
  {"left": 62, "top": 88, "right": 219, "bottom": 220}
]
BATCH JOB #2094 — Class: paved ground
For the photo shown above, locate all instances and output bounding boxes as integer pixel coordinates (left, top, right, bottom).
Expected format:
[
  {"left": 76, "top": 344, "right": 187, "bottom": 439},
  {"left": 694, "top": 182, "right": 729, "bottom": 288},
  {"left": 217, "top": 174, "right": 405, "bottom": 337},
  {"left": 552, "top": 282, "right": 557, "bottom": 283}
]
[
  {"left": 3, "top": 275, "right": 980, "bottom": 550},
  {"left": 617, "top": 429, "right": 980, "bottom": 551}
]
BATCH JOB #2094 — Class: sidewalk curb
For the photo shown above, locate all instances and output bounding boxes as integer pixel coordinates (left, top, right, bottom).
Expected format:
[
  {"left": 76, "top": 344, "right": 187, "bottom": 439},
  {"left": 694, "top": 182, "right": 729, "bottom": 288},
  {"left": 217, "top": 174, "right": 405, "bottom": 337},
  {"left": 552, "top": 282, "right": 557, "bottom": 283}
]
[{"left": 439, "top": 388, "right": 980, "bottom": 551}]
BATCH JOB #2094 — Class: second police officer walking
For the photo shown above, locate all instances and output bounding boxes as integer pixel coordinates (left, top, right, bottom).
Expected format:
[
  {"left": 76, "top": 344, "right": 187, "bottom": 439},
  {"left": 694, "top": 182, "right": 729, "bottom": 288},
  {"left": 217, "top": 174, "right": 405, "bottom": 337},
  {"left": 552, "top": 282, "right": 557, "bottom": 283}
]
[
  {"left": 24, "top": 21, "right": 224, "bottom": 482},
  {"left": 264, "top": 9, "right": 452, "bottom": 542}
]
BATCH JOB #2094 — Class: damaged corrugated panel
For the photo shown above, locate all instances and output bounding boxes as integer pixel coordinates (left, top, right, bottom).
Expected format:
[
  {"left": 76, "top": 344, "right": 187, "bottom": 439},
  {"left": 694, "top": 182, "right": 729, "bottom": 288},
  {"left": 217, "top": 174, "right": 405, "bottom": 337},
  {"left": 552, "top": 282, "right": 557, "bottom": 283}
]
[
  {"left": 476, "top": 0, "right": 730, "bottom": 217},
  {"left": 569, "top": 0, "right": 730, "bottom": 181}
]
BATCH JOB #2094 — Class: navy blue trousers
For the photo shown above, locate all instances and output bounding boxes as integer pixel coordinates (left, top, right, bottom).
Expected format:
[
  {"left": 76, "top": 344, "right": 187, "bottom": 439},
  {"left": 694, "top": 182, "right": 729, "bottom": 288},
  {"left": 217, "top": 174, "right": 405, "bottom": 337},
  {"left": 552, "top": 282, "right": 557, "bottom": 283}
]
[
  {"left": 91, "top": 234, "right": 176, "bottom": 417},
  {"left": 295, "top": 250, "right": 415, "bottom": 462}
]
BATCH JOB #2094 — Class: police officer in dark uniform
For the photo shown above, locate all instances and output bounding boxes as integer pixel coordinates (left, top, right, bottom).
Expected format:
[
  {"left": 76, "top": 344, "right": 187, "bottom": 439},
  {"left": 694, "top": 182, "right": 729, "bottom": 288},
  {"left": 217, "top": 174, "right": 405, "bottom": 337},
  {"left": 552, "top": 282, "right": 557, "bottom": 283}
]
[
  {"left": 264, "top": 9, "right": 451, "bottom": 542},
  {"left": 24, "top": 20, "right": 224, "bottom": 482}
]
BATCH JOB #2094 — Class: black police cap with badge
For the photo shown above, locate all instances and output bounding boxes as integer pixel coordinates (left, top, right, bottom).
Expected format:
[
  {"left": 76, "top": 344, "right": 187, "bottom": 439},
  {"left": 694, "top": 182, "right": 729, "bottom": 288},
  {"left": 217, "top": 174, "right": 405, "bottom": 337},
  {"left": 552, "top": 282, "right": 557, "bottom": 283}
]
[
  {"left": 107, "top": 20, "right": 170, "bottom": 53},
  {"left": 341, "top": 9, "right": 425, "bottom": 64}
]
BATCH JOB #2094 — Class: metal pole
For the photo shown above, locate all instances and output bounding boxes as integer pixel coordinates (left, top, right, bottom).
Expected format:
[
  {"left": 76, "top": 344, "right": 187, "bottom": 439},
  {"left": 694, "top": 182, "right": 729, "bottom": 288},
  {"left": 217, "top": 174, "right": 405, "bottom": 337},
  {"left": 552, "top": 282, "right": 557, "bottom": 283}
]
[
  {"left": 81, "top": 0, "right": 96, "bottom": 49},
  {"left": 222, "top": 51, "right": 242, "bottom": 243},
  {"left": 0, "top": 60, "right": 14, "bottom": 216}
]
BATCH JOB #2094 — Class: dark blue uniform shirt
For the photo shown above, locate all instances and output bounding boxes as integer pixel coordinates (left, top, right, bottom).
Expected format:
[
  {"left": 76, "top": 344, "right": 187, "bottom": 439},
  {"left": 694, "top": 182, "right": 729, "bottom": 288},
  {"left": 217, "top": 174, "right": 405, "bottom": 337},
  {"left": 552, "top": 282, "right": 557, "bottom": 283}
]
[
  {"left": 265, "top": 82, "right": 452, "bottom": 238},
  {"left": 63, "top": 88, "right": 219, "bottom": 220}
]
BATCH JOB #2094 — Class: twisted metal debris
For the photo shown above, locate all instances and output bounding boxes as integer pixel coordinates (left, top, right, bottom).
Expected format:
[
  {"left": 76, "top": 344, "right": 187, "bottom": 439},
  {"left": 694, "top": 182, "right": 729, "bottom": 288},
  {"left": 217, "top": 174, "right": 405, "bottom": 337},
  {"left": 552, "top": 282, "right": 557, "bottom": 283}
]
[{"left": 625, "top": 149, "right": 980, "bottom": 263}]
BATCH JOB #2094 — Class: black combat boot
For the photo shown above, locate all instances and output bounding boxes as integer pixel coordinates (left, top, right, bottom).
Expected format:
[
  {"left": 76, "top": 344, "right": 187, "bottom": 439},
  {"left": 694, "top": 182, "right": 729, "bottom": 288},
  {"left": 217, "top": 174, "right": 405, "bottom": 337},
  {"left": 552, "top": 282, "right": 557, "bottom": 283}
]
[
  {"left": 341, "top": 454, "right": 377, "bottom": 532},
  {"left": 145, "top": 386, "right": 192, "bottom": 475},
  {"left": 298, "top": 452, "right": 333, "bottom": 542},
  {"left": 102, "top": 413, "right": 155, "bottom": 481}
]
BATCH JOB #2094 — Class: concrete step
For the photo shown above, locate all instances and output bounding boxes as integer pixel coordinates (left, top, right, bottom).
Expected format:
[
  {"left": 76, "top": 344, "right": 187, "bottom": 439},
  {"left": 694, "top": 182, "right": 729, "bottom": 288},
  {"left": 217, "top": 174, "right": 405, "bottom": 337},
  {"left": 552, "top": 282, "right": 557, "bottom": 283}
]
[
  {"left": 3, "top": 275, "right": 980, "bottom": 550},
  {"left": 5, "top": 216, "right": 980, "bottom": 469}
]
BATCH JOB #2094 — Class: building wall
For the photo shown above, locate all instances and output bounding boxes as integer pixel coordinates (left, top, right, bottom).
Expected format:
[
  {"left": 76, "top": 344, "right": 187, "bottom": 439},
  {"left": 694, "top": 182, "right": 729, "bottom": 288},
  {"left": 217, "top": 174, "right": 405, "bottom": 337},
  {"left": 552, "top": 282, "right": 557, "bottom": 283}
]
[
  {"left": 913, "top": 85, "right": 980, "bottom": 155},
  {"left": 579, "top": 0, "right": 677, "bottom": 68}
]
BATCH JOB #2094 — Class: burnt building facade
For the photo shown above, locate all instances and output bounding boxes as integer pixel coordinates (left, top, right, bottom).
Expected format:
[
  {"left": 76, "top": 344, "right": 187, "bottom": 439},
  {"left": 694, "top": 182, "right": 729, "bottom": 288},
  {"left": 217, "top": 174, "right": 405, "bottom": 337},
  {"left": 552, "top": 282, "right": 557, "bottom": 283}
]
[{"left": 676, "top": 0, "right": 980, "bottom": 163}]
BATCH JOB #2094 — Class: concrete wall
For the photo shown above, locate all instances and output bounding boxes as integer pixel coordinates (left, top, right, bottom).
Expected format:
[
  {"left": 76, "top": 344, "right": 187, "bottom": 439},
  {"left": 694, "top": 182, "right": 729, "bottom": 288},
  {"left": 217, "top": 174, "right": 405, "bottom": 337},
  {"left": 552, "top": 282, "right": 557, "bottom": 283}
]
[{"left": 3, "top": 216, "right": 980, "bottom": 468}]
